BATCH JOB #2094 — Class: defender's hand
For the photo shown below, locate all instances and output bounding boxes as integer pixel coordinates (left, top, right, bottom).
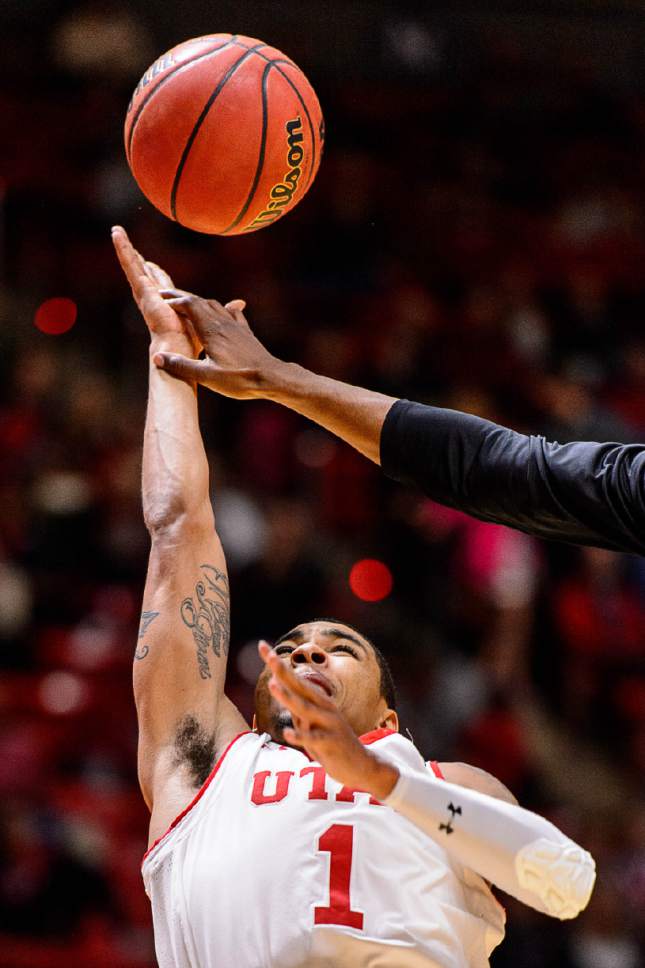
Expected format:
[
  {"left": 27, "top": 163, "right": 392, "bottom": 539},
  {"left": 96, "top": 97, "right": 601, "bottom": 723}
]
[
  {"left": 153, "top": 288, "right": 283, "bottom": 400},
  {"left": 112, "top": 226, "right": 199, "bottom": 356},
  {"left": 259, "top": 641, "right": 399, "bottom": 801}
]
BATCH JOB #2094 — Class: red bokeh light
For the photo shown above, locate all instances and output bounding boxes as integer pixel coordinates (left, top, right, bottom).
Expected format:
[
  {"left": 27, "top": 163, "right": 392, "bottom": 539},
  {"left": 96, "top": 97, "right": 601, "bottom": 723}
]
[
  {"left": 34, "top": 297, "right": 77, "bottom": 335},
  {"left": 349, "top": 558, "right": 393, "bottom": 602}
]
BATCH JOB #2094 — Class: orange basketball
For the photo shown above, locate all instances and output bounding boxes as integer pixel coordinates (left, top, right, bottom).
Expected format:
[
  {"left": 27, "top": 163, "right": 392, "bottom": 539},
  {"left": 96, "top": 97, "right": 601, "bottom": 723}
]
[{"left": 124, "top": 34, "right": 324, "bottom": 235}]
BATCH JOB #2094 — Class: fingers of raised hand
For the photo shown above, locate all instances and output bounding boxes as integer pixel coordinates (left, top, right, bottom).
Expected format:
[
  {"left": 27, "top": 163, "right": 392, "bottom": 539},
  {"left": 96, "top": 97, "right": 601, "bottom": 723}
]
[
  {"left": 283, "top": 725, "right": 329, "bottom": 748},
  {"left": 258, "top": 640, "right": 273, "bottom": 663},
  {"left": 263, "top": 648, "right": 334, "bottom": 706},
  {"left": 258, "top": 644, "right": 332, "bottom": 719},
  {"left": 112, "top": 226, "right": 148, "bottom": 293},
  {"left": 144, "top": 261, "right": 175, "bottom": 290},
  {"left": 282, "top": 726, "right": 303, "bottom": 747},
  {"left": 268, "top": 676, "right": 335, "bottom": 725}
]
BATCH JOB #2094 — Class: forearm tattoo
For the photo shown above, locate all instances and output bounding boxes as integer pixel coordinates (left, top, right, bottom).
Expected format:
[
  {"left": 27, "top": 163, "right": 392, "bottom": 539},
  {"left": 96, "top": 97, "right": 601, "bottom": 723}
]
[
  {"left": 181, "top": 564, "right": 230, "bottom": 679},
  {"left": 135, "top": 610, "right": 160, "bottom": 660}
]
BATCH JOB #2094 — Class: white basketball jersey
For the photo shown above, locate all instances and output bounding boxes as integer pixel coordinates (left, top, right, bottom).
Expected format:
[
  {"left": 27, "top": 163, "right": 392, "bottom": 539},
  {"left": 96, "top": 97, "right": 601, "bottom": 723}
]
[{"left": 142, "top": 728, "right": 505, "bottom": 968}]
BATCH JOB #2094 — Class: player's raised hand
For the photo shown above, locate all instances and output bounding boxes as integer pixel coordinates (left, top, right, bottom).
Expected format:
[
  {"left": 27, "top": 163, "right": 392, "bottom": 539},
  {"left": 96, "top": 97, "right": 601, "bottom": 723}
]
[
  {"left": 259, "top": 641, "right": 399, "bottom": 801},
  {"left": 112, "top": 226, "right": 200, "bottom": 356},
  {"left": 152, "top": 288, "right": 282, "bottom": 400}
]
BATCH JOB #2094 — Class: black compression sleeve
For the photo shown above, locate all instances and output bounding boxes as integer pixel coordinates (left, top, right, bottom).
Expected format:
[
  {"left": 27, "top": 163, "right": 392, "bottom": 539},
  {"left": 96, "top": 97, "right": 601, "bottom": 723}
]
[{"left": 380, "top": 399, "right": 645, "bottom": 555}]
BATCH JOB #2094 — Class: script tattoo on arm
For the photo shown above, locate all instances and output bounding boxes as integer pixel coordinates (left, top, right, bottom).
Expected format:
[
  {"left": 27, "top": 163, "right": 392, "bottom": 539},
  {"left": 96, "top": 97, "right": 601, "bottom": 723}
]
[
  {"left": 180, "top": 564, "right": 230, "bottom": 680},
  {"left": 135, "top": 609, "right": 160, "bottom": 660}
]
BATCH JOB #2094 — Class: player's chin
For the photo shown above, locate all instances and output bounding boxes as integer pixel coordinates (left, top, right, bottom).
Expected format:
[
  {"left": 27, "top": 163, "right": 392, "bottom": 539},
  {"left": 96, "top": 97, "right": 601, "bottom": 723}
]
[
  {"left": 275, "top": 709, "right": 294, "bottom": 733},
  {"left": 272, "top": 709, "right": 298, "bottom": 745}
]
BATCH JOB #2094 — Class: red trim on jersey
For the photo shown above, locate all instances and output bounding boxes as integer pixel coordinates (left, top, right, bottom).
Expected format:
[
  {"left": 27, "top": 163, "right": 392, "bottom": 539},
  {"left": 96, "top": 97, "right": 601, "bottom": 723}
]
[
  {"left": 142, "top": 730, "right": 252, "bottom": 867},
  {"left": 428, "top": 760, "right": 445, "bottom": 780},
  {"left": 358, "top": 727, "right": 397, "bottom": 745}
]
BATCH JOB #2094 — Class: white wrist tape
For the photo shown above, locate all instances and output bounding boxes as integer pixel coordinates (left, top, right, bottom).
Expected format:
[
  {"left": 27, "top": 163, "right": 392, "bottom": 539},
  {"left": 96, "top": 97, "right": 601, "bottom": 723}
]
[{"left": 384, "top": 765, "right": 595, "bottom": 919}]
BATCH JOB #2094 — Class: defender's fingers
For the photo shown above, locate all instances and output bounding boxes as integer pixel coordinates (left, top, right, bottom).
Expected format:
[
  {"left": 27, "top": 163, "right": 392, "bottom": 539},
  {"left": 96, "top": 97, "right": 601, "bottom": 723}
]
[
  {"left": 162, "top": 288, "right": 221, "bottom": 309},
  {"left": 159, "top": 287, "right": 194, "bottom": 300},
  {"left": 153, "top": 353, "right": 211, "bottom": 384},
  {"left": 207, "top": 298, "right": 226, "bottom": 314},
  {"left": 224, "top": 299, "right": 246, "bottom": 313},
  {"left": 161, "top": 296, "right": 195, "bottom": 317},
  {"left": 160, "top": 288, "right": 220, "bottom": 329}
]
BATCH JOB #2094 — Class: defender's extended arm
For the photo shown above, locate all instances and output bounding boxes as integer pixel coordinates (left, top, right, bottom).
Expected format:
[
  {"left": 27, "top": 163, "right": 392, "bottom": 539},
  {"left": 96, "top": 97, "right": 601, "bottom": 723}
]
[
  {"left": 152, "top": 292, "right": 645, "bottom": 555},
  {"left": 380, "top": 400, "right": 645, "bottom": 555}
]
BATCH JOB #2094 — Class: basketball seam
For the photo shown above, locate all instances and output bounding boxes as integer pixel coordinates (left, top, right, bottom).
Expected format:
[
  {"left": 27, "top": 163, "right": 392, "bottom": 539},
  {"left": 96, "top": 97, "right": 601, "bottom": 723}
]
[
  {"left": 126, "top": 37, "right": 236, "bottom": 164},
  {"left": 270, "top": 61, "right": 319, "bottom": 194},
  {"left": 232, "top": 40, "right": 297, "bottom": 69},
  {"left": 170, "top": 44, "right": 266, "bottom": 224},
  {"left": 232, "top": 41, "right": 267, "bottom": 53},
  {"left": 220, "top": 62, "right": 273, "bottom": 235}
]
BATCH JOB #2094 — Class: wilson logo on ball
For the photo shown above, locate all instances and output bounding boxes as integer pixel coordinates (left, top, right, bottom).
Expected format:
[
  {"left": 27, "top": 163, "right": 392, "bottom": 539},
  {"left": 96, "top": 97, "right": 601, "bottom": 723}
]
[{"left": 246, "top": 116, "right": 304, "bottom": 231}]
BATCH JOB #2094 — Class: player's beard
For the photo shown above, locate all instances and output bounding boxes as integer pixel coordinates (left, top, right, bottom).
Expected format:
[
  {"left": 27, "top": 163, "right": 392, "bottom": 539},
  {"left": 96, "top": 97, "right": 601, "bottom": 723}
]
[{"left": 273, "top": 709, "right": 294, "bottom": 743}]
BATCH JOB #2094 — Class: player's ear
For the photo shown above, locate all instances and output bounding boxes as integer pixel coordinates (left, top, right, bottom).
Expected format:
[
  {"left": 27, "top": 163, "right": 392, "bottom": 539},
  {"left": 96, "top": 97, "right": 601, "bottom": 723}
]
[{"left": 379, "top": 708, "right": 398, "bottom": 733}]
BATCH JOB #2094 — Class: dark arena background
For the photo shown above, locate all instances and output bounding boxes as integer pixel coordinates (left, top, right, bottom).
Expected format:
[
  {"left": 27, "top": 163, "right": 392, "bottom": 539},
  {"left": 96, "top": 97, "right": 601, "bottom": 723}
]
[{"left": 1, "top": 1, "right": 644, "bottom": 965}]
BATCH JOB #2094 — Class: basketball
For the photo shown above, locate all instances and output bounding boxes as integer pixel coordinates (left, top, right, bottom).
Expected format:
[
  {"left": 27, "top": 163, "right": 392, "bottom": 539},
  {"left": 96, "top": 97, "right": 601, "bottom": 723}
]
[{"left": 124, "top": 34, "right": 324, "bottom": 235}]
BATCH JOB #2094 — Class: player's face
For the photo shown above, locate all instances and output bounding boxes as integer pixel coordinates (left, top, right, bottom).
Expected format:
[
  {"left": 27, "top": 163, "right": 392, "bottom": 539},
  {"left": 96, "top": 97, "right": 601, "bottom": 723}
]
[{"left": 254, "top": 621, "right": 395, "bottom": 744}]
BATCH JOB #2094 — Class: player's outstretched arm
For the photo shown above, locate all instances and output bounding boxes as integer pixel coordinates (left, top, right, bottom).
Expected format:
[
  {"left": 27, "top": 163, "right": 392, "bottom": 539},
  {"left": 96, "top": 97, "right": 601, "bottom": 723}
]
[
  {"left": 261, "top": 642, "right": 596, "bottom": 921},
  {"left": 381, "top": 763, "right": 595, "bottom": 920},
  {"left": 153, "top": 289, "right": 645, "bottom": 554},
  {"left": 112, "top": 228, "right": 247, "bottom": 843}
]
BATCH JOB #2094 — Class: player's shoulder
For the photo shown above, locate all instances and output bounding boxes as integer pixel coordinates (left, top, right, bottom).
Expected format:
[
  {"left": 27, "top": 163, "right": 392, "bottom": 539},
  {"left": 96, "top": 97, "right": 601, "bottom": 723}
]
[
  {"left": 361, "top": 728, "right": 431, "bottom": 774},
  {"left": 358, "top": 733, "right": 518, "bottom": 806},
  {"left": 435, "top": 761, "right": 518, "bottom": 806}
]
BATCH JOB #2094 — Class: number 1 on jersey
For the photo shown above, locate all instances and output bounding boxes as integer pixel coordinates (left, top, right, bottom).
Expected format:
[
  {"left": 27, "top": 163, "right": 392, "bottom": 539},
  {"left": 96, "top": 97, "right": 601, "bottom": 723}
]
[{"left": 314, "top": 823, "right": 364, "bottom": 930}]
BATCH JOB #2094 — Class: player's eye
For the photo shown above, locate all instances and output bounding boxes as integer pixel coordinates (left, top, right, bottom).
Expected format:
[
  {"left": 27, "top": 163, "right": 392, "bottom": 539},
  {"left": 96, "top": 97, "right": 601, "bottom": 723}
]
[
  {"left": 331, "top": 643, "right": 359, "bottom": 657},
  {"left": 274, "top": 645, "right": 294, "bottom": 656}
]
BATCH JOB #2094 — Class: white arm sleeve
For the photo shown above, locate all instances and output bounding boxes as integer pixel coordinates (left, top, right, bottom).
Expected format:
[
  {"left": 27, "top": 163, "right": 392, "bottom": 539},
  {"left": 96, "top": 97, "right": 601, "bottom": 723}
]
[{"left": 383, "top": 764, "right": 596, "bottom": 919}]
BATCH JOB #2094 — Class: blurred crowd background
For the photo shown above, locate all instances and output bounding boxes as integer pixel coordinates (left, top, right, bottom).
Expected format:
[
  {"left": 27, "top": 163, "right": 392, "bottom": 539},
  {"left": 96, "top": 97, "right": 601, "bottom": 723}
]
[{"left": 1, "top": 1, "right": 645, "bottom": 965}]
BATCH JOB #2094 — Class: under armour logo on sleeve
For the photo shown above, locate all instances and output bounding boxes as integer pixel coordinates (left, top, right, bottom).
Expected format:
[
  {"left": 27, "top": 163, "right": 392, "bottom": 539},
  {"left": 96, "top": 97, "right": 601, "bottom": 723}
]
[{"left": 439, "top": 802, "right": 462, "bottom": 835}]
